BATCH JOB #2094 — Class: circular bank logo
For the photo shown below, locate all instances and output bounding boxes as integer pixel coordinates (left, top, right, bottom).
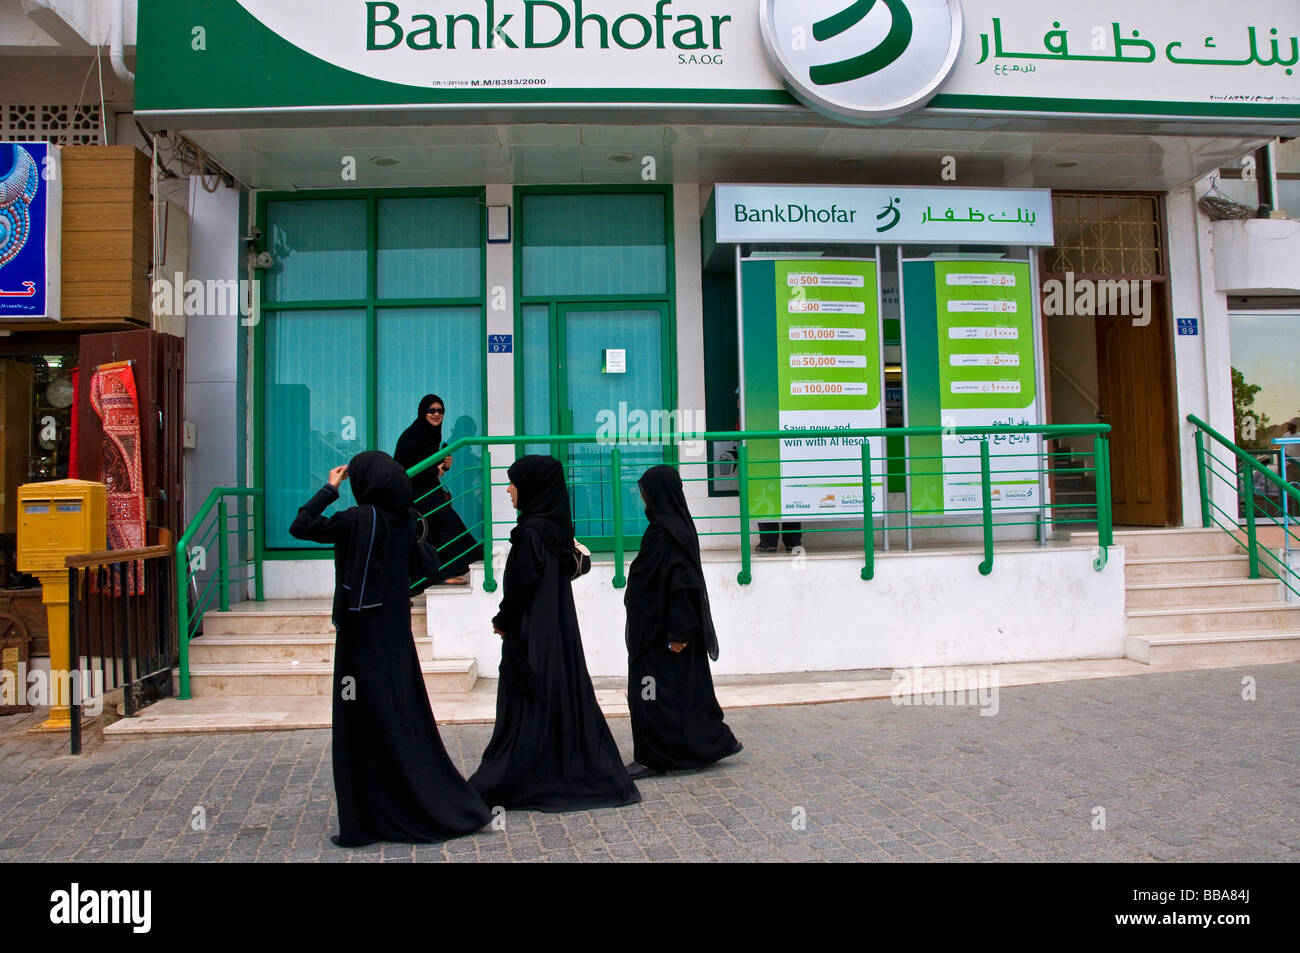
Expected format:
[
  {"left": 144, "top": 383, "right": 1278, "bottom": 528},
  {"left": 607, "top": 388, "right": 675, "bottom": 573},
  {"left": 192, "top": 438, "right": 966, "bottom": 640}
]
[{"left": 760, "top": 0, "right": 964, "bottom": 122}]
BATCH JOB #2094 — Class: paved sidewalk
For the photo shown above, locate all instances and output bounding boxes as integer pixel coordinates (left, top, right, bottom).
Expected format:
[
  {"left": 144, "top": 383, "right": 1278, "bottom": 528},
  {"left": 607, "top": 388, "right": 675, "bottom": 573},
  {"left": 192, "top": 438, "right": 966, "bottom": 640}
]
[{"left": 1, "top": 662, "right": 1296, "bottom": 863}]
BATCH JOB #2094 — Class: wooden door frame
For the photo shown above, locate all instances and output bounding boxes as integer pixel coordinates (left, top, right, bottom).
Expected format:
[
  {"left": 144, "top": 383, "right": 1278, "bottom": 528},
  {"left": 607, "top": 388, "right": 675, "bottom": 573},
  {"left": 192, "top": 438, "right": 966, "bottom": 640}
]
[{"left": 1037, "top": 191, "right": 1182, "bottom": 527}]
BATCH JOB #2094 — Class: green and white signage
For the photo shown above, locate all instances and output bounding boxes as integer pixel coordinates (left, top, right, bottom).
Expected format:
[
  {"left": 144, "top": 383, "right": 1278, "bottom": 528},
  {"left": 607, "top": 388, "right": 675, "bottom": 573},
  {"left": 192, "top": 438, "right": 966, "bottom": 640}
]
[
  {"left": 714, "top": 184, "right": 1054, "bottom": 246},
  {"left": 902, "top": 258, "right": 1042, "bottom": 513},
  {"left": 137, "top": 0, "right": 1300, "bottom": 122},
  {"left": 741, "top": 258, "right": 885, "bottom": 520},
  {"left": 760, "top": 0, "right": 965, "bottom": 122}
]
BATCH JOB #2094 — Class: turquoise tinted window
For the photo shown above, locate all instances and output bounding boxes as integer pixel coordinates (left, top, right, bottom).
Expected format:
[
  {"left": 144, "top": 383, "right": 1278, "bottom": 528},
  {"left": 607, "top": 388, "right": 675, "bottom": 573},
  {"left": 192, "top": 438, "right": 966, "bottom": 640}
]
[
  {"left": 264, "top": 309, "right": 368, "bottom": 548},
  {"left": 265, "top": 200, "right": 367, "bottom": 302},
  {"left": 522, "top": 193, "right": 667, "bottom": 297},
  {"left": 377, "top": 306, "right": 485, "bottom": 537},
  {"left": 377, "top": 197, "right": 480, "bottom": 300},
  {"left": 521, "top": 304, "right": 551, "bottom": 455}
]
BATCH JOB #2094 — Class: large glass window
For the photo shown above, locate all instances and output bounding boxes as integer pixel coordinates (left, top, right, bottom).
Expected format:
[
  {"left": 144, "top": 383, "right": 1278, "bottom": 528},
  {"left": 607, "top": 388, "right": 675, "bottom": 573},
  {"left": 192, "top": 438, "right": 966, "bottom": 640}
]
[
  {"left": 377, "top": 197, "right": 481, "bottom": 300},
  {"left": 264, "top": 310, "right": 368, "bottom": 548},
  {"left": 266, "top": 200, "right": 367, "bottom": 302},
  {"left": 1229, "top": 311, "right": 1300, "bottom": 451},
  {"left": 377, "top": 306, "right": 484, "bottom": 534},
  {"left": 260, "top": 193, "right": 484, "bottom": 552},
  {"left": 522, "top": 193, "right": 668, "bottom": 297}
]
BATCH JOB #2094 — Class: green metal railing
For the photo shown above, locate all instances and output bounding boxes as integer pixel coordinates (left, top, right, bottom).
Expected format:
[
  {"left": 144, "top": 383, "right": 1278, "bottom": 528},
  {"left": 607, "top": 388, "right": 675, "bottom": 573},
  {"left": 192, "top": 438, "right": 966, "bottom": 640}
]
[
  {"left": 404, "top": 423, "right": 1115, "bottom": 592},
  {"left": 175, "top": 488, "right": 263, "bottom": 700},
  {"left": 171, "top": 423, "right": 1114, "bottom": 697},
  {"left": 1189, "top": 414, "right": 1300, "bottom": 600}
]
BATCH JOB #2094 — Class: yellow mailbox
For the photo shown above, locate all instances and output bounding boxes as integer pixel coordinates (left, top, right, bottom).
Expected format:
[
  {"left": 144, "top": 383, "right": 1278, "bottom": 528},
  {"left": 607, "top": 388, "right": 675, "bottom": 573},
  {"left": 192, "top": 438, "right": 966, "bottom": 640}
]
[{"left": 16, "top": 480, "right": 107, "bottom": 731}]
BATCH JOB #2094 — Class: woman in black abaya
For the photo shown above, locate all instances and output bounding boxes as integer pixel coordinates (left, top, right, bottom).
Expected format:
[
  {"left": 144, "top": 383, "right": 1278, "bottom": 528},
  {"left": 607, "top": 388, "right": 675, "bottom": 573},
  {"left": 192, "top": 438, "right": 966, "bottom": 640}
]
[
  {"left": 624, "top": 465, "right": 741, "bottom": 778},
  {"left": 289, "top": 451, "right": 491, "bottom": 847},
  {"left": 469, "top": 455, "right": 641, "bottom": 812},
  {"left": 394, "top": 394, "right": 481, "bottom": 584}
]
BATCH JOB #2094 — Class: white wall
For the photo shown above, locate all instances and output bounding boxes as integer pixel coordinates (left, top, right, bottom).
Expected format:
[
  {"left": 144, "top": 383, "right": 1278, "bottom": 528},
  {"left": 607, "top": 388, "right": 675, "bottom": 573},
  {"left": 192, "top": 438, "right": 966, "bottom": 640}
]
[
  {"left": 427, "top": 546, "right": 1127, "bottom": 677},
  {"left": 1168, "top": 180, "right": 1238, "bottom": 526},
  {"left": 183, "top": 179, "right": 241, "bottom": 523}
]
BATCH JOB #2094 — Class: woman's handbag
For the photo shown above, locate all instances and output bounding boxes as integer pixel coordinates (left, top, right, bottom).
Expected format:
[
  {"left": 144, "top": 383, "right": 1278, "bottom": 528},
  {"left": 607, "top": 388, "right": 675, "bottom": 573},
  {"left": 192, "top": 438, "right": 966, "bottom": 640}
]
[{"left": 571, "top": 541, "right": 592, "bottom": 580}]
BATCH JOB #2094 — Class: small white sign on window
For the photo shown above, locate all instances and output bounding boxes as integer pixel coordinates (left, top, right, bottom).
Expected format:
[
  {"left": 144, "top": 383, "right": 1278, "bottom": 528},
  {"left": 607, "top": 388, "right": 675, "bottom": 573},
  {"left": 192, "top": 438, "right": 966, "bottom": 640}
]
[{"left": 603, "top": 349, "right": 627, "bottom": 374}]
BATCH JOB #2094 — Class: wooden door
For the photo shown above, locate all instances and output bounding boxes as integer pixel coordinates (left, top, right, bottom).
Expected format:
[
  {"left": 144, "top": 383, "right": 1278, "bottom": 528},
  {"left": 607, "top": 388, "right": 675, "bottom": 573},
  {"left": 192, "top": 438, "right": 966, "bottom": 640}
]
[{"left": 1094, "top": 291, "right": 1175, "bottom": 525}]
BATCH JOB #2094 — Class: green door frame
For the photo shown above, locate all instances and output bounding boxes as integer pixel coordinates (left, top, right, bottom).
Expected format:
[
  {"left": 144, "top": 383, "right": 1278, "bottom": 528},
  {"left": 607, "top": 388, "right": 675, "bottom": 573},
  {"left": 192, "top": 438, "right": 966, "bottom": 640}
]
[
  {"left": 511, "top": 185, "right": 679, "bottom": 551},
  {"left": 251, "top": 187, "right": 488, "bottom": 561}
]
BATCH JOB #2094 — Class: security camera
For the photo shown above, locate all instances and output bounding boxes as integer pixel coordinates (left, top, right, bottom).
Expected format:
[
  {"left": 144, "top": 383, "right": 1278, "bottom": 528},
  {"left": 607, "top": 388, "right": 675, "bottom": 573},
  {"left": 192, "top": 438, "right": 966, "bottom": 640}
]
[
  {"left": 254, "top": 251, "right": 275, "bottom": 269},
  {"left": 243, "top": 227, "right": 264, "bottom": 244}
]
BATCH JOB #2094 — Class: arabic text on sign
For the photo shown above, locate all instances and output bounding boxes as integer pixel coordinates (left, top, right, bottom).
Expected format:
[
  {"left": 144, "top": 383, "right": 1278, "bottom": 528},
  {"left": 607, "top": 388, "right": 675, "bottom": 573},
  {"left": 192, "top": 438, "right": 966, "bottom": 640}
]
[
  {"left": 947, "top": 326, "right": 1020, "bottom": 340},
  {"left": 950, "top": 381, "right": 1023, "bottom": 395},
  {"left": 949, "top": 354, "right": 1021, "bottom": 367},
  {"left": 976, "top": 18, "right": 1299, "bottom": 73},
  {"left": 947, "top": 300, "right": 1019, "bottom": 313},
  {"left": 946, "top": 274, "right": 1017, "bottom": 287}
]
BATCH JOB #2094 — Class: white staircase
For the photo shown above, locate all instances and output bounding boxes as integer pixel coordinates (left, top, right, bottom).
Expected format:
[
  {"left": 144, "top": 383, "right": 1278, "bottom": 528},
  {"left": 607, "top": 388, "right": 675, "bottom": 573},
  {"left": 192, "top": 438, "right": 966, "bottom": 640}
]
[
  {"left": 1073, "top": 528, "right": 1300, "bottom": 665},
  {"left": 187, "top": 599, "right": 477, "bottom": 696}
]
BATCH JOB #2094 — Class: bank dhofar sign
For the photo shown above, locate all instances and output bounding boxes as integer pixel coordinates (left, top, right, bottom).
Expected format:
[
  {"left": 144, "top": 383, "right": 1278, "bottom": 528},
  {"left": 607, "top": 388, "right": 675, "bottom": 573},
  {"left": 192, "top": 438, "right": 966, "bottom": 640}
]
[
  {"left": 0, "top": 142, "right": 61, "bottom": 322},
  {"left": 136, "top": 0, "right": 1300, "bottom": 122},
  {"left": 760, "top": 0, "right": 964, "bottom": 122}
]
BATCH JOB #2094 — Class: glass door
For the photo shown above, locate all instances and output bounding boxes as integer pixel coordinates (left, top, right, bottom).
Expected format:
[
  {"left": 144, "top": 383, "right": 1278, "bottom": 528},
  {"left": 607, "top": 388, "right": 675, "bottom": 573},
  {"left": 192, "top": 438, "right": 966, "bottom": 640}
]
[{"left": 556, "top": 302, "right": 672, "bottom": 547}]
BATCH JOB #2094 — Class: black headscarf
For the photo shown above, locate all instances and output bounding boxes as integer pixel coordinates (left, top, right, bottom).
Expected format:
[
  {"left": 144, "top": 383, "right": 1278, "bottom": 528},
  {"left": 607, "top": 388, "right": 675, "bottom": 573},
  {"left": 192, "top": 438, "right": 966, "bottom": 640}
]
[
  {"left": 625, "top": 465, "right": 719, "bottom": 661},
  {"left": 507, "top": 455, "right": 574, "bottom": 557},
  {"left": 341, "top": 451, "right": 415, "bottom": 612},
  {"left": 394, "top": 394, "right": 445, "bottom": 504}
]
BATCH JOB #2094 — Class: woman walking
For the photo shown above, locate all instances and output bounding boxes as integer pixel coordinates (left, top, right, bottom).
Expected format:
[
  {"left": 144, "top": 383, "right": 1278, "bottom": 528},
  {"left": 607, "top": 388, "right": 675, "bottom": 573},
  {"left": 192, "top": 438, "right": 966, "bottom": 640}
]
[
  {"left": 623, "top": 465, "right": 741, "bottom": 778},
  {"left": 469, "top": 455, "right": 641, "bottom": 812},
  {"left": 394, "top": 393, "right": 480, "bottom": 583},
  {"left": 290, "top": 451, "right": 491, "bottom": 846}
]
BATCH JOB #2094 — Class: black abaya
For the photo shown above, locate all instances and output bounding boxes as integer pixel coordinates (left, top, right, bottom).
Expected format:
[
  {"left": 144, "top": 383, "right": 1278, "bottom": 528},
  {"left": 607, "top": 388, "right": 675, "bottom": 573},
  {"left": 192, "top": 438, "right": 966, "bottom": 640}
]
[
  {"left": 289, "top": 451, "right": 491, "bottom": 846},
  {"left": 393, "top": 394, "right": 482, "bottom": 579},
  {"left": 625, "top": 466, "right": 739, "bottom": 772},
  {"left": 469, "top": 455, "right": 641, "bottom": 812}
]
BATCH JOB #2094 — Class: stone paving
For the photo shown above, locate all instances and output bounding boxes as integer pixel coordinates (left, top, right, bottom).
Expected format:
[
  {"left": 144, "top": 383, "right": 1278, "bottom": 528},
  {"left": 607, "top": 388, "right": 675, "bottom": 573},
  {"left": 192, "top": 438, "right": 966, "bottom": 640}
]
[{"left": 1, "top": 662, "right": 1296, "bottom": 863}]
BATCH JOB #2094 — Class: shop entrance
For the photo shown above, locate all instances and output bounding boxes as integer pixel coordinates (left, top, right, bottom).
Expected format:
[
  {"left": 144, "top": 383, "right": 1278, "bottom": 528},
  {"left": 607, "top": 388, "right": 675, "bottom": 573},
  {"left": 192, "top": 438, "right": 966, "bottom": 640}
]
[
  {"left": 555, "top": 302, "right": 671, "bottom": 545},
  {"left": 1042, "top": 193, "right": 1180, "bottom": 526}
]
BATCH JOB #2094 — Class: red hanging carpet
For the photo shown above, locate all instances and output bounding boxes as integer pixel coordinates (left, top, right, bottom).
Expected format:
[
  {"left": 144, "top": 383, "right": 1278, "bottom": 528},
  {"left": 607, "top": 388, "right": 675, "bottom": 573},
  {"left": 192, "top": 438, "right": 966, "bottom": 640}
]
[{"left": 90, "top": 363, "right": 145, "bottom": 595}]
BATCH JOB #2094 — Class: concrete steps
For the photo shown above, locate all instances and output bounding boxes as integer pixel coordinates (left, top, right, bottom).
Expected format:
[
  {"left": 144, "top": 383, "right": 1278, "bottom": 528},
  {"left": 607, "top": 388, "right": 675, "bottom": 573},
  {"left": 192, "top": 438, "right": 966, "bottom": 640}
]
[
  {"left": 187, "top": 599, "right": 478, "bottom": 698},
  {"left": 1125, "top": 630, "right": 1300, "bottom": 665},
  {"left": 1072, "top": 528, "right": 1246, "bottom": 558},
  {"left": 188, "top": 659, "right": 477, "bottom": 696},
  {"left": 1125, "top": 554, "right": 1252, "bottom": 583},
  {"left": 1072, "top": 527, "right": 1300, "bottom": 665},
  {"left": 1124, "top": 578, "right": 1283, "bottom": 610}
]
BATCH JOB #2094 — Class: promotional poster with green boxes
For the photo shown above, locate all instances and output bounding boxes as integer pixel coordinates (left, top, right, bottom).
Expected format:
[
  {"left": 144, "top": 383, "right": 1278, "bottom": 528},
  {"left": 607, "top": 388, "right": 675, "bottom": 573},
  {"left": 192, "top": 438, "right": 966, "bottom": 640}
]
[
  {"left": 740, "top": 258, "right": 885, "bottom": 520},
  {"left": 902, "top": 258, "right": 1042, "bottom": 514}
]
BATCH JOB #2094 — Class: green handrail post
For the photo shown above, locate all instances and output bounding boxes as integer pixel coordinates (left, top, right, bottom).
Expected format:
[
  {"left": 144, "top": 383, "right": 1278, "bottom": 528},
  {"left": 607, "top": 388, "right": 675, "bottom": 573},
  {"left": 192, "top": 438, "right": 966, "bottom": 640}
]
[
  {"left": 1093, "top": 437, "right": 1113, "bottom": 570},
  {"left": 480, "top": 447, "right": 497, "bottom": 593},
  {"left": 1194, "top": 429, "right": 1211, "bottom": 528},
  {"left": 217, "top": 498, "right": 229, "bottom": 612},
  {"left": 978, "top": 439, "right": 994, "bottom": 576},
  {"left": 737, "top": 442, "right": 752, "bottom": 585},
  {"left": 1102, "top": 439, "right": 1112, "bottom": 564},
  {"left": 861, "top": 439, "right": 874, "bottom": 581},
  {"left": 1243, "top": 459, "right": 1260, "bottom": 579},
  {"left": 177, "top": 537, "right": 191, "bottom": 700},
  {"left": 611, "top": 445, "right": 626, "bottom": 589}
]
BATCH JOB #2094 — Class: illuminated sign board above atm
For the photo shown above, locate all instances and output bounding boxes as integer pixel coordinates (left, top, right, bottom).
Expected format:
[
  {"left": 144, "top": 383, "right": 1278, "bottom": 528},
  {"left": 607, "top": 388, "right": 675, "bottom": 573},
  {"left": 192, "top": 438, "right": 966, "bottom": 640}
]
[{"left": 713, "top": 184, "right": 1055, "bottom": 245}]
